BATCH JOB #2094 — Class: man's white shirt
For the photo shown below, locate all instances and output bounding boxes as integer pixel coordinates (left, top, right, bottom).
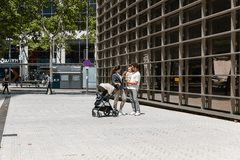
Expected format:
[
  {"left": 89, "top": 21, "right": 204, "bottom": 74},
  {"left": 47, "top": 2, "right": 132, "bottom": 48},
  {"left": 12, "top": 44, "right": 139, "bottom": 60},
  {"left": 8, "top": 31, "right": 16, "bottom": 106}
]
[{"left": 129, "top": 71, "right": 141, "bottom": 91}]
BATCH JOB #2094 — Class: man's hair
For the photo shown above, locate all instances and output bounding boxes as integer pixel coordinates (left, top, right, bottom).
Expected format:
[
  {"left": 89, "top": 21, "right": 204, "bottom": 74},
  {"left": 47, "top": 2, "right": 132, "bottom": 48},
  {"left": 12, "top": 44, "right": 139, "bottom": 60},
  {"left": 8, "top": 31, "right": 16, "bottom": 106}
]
[{"left": 131, "top": 62, "right": 139, "bottom": 70}]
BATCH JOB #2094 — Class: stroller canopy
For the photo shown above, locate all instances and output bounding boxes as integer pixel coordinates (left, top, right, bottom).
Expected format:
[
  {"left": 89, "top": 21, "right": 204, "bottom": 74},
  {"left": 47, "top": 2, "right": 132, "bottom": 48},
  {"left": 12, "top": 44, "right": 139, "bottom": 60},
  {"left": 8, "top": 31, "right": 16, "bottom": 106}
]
[{"left": 98, "top": 83, "right": 115, "bottom": 94}]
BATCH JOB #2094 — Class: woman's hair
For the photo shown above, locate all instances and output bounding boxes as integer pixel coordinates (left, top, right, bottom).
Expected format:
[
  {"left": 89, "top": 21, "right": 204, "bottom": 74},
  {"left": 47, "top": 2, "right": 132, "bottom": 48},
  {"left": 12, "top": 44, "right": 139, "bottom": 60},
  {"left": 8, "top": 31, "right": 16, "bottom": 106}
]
[{"left": 111, "top": 65, "right": 120, "bottom": 79}]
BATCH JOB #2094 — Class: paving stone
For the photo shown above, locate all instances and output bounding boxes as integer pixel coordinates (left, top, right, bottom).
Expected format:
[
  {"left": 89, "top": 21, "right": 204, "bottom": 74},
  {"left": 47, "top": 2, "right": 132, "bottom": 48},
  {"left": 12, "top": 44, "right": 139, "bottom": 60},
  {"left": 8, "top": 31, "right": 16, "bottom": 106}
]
[{"left": 0, "top": 94, "right": 240, "bottom": 159}]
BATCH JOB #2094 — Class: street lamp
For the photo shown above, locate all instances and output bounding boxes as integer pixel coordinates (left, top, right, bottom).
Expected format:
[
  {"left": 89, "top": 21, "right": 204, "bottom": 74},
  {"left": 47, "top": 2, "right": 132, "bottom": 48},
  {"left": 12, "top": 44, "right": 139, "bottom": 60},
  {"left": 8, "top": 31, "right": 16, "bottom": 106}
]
[
  {"left": 9, "top": 38, "right": 11, "bottom": 85},
  {"left": 86, "top": 0, "right": 89, "bottom": 94}
]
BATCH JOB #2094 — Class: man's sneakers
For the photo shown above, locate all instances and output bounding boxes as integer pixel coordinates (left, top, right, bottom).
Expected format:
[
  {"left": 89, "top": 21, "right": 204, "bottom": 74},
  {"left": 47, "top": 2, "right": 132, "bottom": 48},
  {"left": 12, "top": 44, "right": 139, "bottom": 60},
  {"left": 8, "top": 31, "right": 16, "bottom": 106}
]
[
  {"left": 129, "top": 112, "right": 136, "bottom": 115},
  {"left": 118, "top": 111, "right": 141, "bottom": 116},
  {"left": 135, "top": 111, "right": 141, "bottom": 116},
  {"left": 118, "top": 110, "right": 126, "bottom": 116}
]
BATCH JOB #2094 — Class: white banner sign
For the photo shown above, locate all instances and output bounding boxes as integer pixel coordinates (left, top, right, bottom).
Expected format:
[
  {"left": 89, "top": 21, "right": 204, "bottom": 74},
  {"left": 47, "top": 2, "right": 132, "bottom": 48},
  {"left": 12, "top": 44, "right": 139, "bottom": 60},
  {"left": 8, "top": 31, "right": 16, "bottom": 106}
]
[{"left": 0, "top": 58, "right": 19, "bottom": 63}]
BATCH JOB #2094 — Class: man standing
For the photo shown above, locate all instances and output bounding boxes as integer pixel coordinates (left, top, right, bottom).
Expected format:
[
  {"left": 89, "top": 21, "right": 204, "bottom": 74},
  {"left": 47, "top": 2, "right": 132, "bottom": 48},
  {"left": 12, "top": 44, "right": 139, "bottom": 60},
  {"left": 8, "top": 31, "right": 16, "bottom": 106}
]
[
  {"left": 46, "top": 74, "right": 53, "bottom": 94},
  {"left": 127, "top": 62, "right": 141, "bottom": 116}
]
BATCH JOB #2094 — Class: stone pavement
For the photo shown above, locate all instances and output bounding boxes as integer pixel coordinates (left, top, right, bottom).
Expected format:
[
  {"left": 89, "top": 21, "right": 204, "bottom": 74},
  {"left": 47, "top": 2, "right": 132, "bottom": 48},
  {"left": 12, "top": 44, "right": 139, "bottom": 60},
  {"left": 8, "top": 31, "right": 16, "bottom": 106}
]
[{"left": 0, "top": 93, "right": 240, "bottom": 160}]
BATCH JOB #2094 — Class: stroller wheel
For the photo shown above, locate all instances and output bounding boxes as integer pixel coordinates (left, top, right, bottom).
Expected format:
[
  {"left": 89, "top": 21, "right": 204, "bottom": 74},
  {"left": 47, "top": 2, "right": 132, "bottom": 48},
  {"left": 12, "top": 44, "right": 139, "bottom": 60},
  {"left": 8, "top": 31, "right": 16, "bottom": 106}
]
[
  {"left": 92, "top": 110, "right": 96, "bottom": 117},
  {"left": 112, "top": 110, "right": 119, "bottom": 117},
  {"left": 97, "top": 111, "right": 102, "bottom": 117},
  {"left": 104, "top": 109, "right": 111, "bottom": 116}
]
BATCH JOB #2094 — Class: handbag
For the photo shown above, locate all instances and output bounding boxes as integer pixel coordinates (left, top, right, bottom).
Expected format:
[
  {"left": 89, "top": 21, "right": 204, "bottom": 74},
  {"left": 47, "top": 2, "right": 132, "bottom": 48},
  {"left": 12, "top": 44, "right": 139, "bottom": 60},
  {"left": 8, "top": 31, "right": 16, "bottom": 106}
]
[{"left": 42, "top": 79, "right": 45, "bottom": 84}]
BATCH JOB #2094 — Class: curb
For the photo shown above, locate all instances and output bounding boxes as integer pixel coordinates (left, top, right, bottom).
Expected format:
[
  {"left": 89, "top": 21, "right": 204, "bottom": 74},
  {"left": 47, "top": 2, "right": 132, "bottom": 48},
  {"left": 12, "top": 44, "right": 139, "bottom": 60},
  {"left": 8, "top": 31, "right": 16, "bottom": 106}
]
[{"left": 4, "top": 88, "right": 96, "bottom": 94}]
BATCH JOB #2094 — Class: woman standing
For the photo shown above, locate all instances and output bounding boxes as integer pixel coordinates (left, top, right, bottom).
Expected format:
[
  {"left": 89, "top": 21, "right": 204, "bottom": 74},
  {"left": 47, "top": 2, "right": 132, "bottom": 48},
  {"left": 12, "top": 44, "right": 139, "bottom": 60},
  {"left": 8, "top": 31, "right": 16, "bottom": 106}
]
[
  {"left": 2, "top": 75, "right": 10, "bottom": 94},
  {"left": 111, "top": 65, "right": 127, "bottom": 116}
]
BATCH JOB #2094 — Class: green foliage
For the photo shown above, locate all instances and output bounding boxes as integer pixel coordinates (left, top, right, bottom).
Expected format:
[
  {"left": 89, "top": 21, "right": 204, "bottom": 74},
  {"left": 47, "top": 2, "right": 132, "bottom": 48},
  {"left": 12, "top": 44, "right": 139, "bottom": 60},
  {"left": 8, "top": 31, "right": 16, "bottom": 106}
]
[
  {"left": 1, "top": 0, "right": 96, "bottom": 55},
  {"left": 80, "top": 16, "right": 96, "bottom": 45},
  {"left": 0, "top": 0, "right": 21, "bottom": 58}
]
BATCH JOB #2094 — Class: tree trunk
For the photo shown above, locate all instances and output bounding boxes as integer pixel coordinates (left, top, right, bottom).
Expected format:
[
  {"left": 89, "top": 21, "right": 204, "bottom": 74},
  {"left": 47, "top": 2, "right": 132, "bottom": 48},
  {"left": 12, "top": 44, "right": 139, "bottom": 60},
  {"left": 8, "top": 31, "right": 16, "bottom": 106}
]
[
  {"left": 48, "top": 38, "right": 53, "bottom": 95},
  {"left": 49, "top": 38, "right": 53, "bottom": 79}
]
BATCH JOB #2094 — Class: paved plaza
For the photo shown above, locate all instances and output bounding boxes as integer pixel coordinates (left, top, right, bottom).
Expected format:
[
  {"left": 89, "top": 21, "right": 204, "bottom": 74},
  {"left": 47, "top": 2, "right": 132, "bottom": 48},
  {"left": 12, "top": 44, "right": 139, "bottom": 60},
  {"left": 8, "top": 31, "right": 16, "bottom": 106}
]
[{"left": 0, "top": 92, "right": 240, "bottom": 160}]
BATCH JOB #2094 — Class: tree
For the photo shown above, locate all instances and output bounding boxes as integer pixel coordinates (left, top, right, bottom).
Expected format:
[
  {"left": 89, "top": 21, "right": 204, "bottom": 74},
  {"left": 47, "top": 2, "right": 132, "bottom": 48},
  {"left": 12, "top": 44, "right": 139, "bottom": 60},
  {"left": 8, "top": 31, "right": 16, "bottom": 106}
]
[
  {"left": 0, "top": 0, "right": 21, "bottom": 58},
  {"left": 12, "top": 0, "right": 95, "bottom": 84}
]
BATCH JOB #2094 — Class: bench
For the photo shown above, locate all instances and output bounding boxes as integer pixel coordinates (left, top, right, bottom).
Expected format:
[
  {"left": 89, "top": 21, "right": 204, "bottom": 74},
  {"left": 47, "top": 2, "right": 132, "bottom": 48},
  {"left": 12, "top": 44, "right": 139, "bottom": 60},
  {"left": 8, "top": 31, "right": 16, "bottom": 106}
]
[{"left": 20, "top": 81, "right": 40, "bottom": 88}]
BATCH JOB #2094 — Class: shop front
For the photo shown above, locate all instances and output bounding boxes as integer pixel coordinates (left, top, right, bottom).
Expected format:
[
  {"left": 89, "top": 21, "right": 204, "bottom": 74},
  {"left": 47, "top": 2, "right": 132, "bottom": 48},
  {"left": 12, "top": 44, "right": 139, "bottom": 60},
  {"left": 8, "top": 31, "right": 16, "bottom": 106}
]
[{"left": 52, "top": 65, "right": 82, "bottom": 89}]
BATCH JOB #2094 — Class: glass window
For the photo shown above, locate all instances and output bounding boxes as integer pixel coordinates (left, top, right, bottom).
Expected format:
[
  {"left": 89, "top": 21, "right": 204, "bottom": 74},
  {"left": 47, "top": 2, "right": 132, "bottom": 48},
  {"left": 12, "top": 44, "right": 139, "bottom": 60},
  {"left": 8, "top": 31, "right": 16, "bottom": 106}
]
[
  {"left": 165, "top": 46, "right": 179, "bottom": 60},
  {"left": 183, "top": 0, "right": 198, "bottom": 6},
  {"left": 61, "top": 75, "right": 69, "bottom": 81},
  {"left": 207, "top": 36, "right": 231, "bottom": 55},
  {"left": 183, "top": 5, "right": 201, "bottom": 23},
  {"left": 112, "top": 6, "right": 118, "bottom": 16},
  {"left": 128, "top": 18, "right": 136, "bottom": 30},
  {"left": 72, "top": 75, "right": 80, "bottom": 81},
  {"left": 166, "top": 14, "right": 179, "bottom": 29},
  {"left": 151, "top": 0, "right": 161, "bottom": 6},
  {"left": 43, "top": 6, "right": 51, "bottom": 14},
  {"left": 128, "top": 31, "right": 136, "bottom": 41},
  {"left": 120, "top": 23, "right": 126, "bottom": 33},
  {"left": 129, "top": 42, "right": 136, "bottom": 52},
  {"left": 183, "top": 94, "right": 201, "bottom": 108},
  {"left": 184, "top": 23, "right": 201, "bottom": 40},
  {"left": 120, "top": 1, "right": 126, "bottom": 11},
  {"left": 207, "top": 14, "right": 231, "bottom": 35},
  {"left": 128, "top": 0, "right": 136, "bottom": 6},
  {"left": 138, "top": 13, "right": 148, "bottom": 25},
  {"left": 138, "top": 39, "right": 148, "bottom": 50},
  {"left": 166, "top": 30, "right": 179, "bottom": 44},
  {"left": 206, "top": 0, "right": 231, "bottom": 16},
  {"left": 152, "top": 49, "right": 161, "bottom": 61},
  {"left": 138, "top": 27, "right": 148, "bottom": 38},
  {"left": 151, "top": 5, "right": 161, "bottom": 20},
  {"left": 151, "top": 20, "right": 161, "bottom": 34},
  {"left": 183, "top": 41, "right": 201, "bottom": 58},
  {"left": 165, "top": 0, "right": 179, "bottom": 14},
  {"left": 128, "top": 6, "right": 136, "bottom": 18},
  {"left": 151, "top": 35, "right": 161, "bottom": 47},
  {"left": 120, "top": 12, "right": 126, "bottom": 22},
  {"left": 139, "top": 0, "right": 147, "bottom": 12}
]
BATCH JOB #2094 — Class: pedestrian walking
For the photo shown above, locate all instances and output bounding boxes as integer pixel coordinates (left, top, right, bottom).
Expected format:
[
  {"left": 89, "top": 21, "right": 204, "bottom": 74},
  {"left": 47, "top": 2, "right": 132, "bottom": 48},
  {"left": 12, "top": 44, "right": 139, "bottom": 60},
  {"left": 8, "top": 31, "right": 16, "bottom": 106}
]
[
  {"left": 111, "top": 65, "right": 127, "bottom": 116},
  {"left": 46, "top": 74, "right": 53, "bottom": 94},
  {"left": 127, "top": 62, "right": 141, "bottom": 116},
  {"left": 2, "top": 75, "right": 10, "bottom": 94}
]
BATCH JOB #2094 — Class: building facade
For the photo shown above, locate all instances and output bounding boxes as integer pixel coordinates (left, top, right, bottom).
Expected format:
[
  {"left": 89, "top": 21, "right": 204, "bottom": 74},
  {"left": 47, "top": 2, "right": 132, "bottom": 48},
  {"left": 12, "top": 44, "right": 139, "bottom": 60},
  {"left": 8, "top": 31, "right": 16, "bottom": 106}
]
[{"left": 96, "top": 0, "right": 240, "bottom": 119}]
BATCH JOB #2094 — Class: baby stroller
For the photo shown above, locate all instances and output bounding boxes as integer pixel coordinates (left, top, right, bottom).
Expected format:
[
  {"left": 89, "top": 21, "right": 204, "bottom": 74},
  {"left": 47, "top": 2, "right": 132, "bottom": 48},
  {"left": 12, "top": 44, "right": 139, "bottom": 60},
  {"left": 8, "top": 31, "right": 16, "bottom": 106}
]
[{"left": 92, "top": 83, "right": 119, "bottom": 117}]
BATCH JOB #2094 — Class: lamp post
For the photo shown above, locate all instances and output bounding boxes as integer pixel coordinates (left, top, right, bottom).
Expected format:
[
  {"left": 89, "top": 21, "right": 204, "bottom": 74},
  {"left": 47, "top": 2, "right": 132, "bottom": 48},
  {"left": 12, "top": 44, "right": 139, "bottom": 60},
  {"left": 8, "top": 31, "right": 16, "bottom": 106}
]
[
  {"left": 9, "top": 39, "right": 11, "bottom": 85},
  {"left": 19, "top": 40, "right": 22, "bottom": 84},
  {"left": 86, "top": 0, "right": 89, "bottom": 94}
]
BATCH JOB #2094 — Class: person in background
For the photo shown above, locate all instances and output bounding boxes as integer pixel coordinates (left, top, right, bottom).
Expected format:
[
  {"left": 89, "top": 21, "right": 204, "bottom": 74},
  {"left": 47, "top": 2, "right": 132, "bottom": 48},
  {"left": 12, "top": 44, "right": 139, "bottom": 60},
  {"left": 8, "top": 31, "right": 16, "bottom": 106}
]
[
  {"left": 111, "top": 65, "right": 127, "bottom": 116},
  {"left": 15, "top": 76, "right": 21, "bottom": 86},
  {"left": 42, "top": 73, "right": 46, "bottom": 86},
  {"left": 127, "top": 62, "right": 141, "bottom": 116},
  {"left": 2, "top": 75, "right": 10, "bottom": 94},
  {"left": 45, "top": 74, "right": 53, "bottom": 94}
]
